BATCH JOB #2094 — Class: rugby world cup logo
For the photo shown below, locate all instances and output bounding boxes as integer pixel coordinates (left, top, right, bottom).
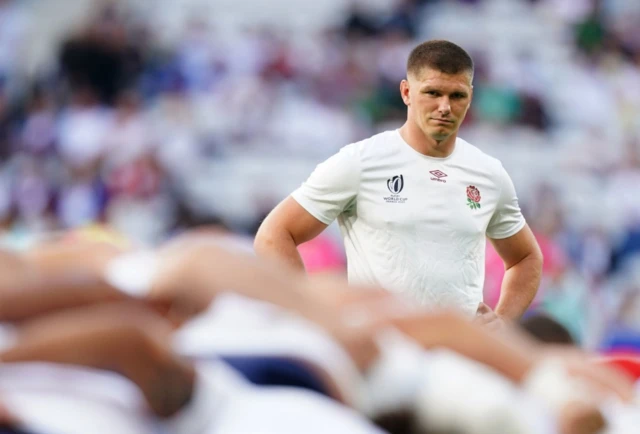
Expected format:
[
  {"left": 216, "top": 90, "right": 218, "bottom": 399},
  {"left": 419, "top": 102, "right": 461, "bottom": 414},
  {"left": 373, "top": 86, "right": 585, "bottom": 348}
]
[{"left": 387, "top": 175, "right": 404, "bottom": 194}]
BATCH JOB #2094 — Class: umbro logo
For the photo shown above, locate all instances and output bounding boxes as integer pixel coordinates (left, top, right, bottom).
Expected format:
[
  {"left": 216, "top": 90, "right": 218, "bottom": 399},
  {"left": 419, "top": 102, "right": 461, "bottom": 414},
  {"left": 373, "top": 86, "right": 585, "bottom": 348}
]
[{"left": 429, "top": 170, "right": 447, "bottom": 183}]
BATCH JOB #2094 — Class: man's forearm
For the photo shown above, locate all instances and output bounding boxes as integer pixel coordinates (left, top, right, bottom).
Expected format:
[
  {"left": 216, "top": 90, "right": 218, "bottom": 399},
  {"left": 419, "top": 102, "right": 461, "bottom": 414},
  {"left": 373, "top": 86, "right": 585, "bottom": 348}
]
[
  {"left": 254, "top": 229, "right": 306, "bottom": 272},
  {"left": 0, "top": 278, "right": 128, "bottom": 323},
  {"left": 2, "top": 304, "right": 194, "bottom": 418},
  {"left": 495, "top": 253, "right": 542, "bottom": 320}
]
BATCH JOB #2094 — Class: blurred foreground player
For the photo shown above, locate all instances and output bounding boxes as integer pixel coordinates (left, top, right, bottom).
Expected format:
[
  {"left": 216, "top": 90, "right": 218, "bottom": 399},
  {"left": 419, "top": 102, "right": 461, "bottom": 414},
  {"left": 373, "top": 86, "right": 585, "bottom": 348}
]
[
  {"left": 0, "top": 231, "right": 635, "bottom": 433},
  {"left": 0, "top": 303, "right": 385, "bottom": 434},
  {"left": 0, "top": 300, "right": 627, "bottom": 434},
  {"left": 102, "top": 235, "right": 637, "bottom": 434}
]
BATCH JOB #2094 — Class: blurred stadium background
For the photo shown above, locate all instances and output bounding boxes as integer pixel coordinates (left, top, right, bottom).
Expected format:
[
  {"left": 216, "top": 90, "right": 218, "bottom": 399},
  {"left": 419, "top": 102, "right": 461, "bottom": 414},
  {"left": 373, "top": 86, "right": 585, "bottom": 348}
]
[{"left": 1, "top": 0, "right": 640, "bottom": 351}]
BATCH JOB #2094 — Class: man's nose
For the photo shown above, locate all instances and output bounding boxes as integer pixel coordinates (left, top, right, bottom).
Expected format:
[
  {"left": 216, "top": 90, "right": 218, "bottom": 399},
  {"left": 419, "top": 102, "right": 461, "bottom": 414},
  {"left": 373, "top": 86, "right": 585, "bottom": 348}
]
[{"left": 438, "top": 97, "right": 451, "bottom": 116}]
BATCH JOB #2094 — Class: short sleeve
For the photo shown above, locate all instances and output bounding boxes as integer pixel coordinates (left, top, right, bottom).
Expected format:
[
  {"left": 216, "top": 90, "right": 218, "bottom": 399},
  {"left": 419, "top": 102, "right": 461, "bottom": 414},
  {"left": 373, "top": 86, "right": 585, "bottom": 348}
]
[
  {"left": 291, "top": 144, "right": 360, "bottom": 225},
  {"left": 486, "top": 164, "right": 526, "bottom": 239}
]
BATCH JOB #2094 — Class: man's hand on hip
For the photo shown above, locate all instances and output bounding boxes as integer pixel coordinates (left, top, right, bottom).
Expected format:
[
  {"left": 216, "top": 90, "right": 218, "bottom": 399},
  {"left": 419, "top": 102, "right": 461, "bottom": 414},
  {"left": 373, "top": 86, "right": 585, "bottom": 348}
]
[{"left": 474, "top": 302, "right": 506, "bottom": 332}]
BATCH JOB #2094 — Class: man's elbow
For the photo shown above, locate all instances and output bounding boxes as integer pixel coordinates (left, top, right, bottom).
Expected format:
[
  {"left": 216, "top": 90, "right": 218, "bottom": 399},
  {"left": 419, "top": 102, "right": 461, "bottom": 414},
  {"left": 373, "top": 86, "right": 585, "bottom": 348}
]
[
  {"left": 253, "top": 222, "right": 292, "bottom": 256},
  {"left": 525, "top": 246, "right": 544, "bottom": 291},
  {"left": 531, "top": 243, "right": 544, "bottom": 271},
  {"left": 517, "top": 237, "right": 544, "bottom": 270},
  {"left": 253, "top": 229, "right": 274, "bottom": 256},
  {"left": 253, "top": 221, "right": 272, "bottom": 250}
]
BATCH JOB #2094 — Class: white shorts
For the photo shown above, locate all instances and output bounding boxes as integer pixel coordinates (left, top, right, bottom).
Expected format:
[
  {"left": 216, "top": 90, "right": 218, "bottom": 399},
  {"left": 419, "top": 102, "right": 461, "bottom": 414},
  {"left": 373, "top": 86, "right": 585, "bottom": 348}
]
[
  {"left": 0, "top": 363, "right": 155, "bottom": 434},
  {"left": 164, "top": 361, "right": 384, "bottom": 434}
]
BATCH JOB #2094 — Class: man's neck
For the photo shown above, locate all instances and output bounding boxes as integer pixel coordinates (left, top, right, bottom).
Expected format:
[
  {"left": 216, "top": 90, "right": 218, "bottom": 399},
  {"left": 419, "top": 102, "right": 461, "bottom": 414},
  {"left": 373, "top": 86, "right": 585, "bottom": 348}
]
[{"left": 399, "top": 122, "right": 457, "bottom": 158}]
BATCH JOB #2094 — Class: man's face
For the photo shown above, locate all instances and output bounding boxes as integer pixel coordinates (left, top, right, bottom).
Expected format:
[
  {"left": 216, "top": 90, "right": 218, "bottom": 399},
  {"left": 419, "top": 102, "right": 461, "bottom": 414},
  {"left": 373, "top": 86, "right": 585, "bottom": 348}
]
[{"left": 400, "top": 68, "right": 473, "bottom": 141}]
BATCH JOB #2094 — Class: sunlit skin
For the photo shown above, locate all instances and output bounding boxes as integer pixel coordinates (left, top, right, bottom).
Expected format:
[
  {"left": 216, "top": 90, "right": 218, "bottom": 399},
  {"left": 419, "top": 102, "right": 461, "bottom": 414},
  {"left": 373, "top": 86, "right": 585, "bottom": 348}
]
[{"left": 399, "top": 67, "right": 473, "bottom": 158}]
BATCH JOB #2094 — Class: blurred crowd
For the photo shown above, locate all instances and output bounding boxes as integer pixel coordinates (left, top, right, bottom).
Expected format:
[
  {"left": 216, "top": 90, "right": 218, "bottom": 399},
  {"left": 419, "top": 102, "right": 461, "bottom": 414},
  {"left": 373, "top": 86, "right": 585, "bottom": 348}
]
[{"left": 1, "top": 0, "right": 640, "bottom": 349}]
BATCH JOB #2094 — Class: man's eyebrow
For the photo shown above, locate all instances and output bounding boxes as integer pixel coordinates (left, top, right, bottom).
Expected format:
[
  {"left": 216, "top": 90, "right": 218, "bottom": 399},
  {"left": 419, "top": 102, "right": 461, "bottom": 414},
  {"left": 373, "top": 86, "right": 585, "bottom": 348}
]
[{"left": 419, "top": 85, "right": 468, "bottom": 94}]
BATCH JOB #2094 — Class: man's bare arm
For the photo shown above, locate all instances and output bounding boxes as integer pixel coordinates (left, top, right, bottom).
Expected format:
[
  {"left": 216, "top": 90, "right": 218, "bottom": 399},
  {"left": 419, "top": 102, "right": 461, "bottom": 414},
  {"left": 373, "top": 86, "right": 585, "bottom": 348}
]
[
  {"left": 0, "top": 278, "right": 130, "bottom": 323},
  {"left": 1, "top": 303, "right": 194, "bottom": 418},
  {"left": 254, "top": 197, "right": 328, "bottom": 271},
  {"left": 151, "top": 236, "right": 342, "bottom": 327},
  {"left": 490, "top": 224, "right": 543, "bottom": 320},
  {"left": 0, "top": 244, "right": 131, "bottom": 323}
]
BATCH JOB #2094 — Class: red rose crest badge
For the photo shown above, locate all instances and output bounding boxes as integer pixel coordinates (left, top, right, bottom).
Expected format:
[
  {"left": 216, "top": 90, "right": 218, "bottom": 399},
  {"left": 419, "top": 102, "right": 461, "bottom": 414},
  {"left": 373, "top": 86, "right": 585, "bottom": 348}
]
[{"left": 466, "top": 185, "right": 481, "bottom": 209}]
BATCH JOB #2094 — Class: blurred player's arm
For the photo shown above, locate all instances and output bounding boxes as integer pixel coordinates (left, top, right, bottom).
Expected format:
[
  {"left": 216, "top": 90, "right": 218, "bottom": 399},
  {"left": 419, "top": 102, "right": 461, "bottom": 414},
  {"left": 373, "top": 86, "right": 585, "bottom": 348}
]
[
  {"left": 0, "top": 277, "right": 130, "bottom": 323},
  {"left": 254, "top": 196, "right": 328, "bottom": 271},
  {"left": 106, "top": 239, "right": 389, "bottom": 373},
  {"left": 22, "top": 239, "right": 127, "bottom": 281},
  {"left": 372, "top": 309, "right": 633, "bottom": 402},
  {"left": 0, "top": 244, "right": 132, "bottom": 322},
  {"left": 137, "top": 238, "right": 348, "bottom": 329},
  {"left": 367, "top": 310, "right": 538, "bottom": 383},
  {"left": 254, "top": 145, "right": 360, "bottom": 271},
  {"left": 1, "top": 303, "right": 195, "bottom": 418},
  {"left": 490, "top": 224, "right": 543, "bottom": 320}
]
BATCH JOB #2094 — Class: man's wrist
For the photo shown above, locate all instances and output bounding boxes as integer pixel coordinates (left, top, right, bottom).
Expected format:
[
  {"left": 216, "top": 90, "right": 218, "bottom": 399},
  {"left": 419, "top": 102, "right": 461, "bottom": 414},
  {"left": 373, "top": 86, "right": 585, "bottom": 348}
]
[{"left": 494, "top": 305, "right": 524, "bottom": 322}]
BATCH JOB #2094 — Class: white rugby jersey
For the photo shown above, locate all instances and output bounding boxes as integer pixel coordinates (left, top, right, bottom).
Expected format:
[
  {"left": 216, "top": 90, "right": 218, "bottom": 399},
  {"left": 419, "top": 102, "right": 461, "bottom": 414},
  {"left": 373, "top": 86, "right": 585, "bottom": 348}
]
[{"left": 292, "top": 130, "right": 525, "bottom": 315}]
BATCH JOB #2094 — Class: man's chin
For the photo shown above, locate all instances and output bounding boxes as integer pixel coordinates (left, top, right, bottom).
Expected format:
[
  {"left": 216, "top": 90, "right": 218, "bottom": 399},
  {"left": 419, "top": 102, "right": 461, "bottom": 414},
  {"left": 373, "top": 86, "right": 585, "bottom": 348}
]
[
  {"left": 423, "top": 124, "right": 452, "bottom": 137},
  {"left": 428, "top": 131, "right": 452, "bottom": 143}
]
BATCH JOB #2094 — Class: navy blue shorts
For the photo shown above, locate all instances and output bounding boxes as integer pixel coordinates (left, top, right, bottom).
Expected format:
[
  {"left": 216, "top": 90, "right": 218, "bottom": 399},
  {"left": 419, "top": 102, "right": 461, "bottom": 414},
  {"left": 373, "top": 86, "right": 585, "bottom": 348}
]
[{"left": 221, "top": 355, "right": 332, "bottom": 398}]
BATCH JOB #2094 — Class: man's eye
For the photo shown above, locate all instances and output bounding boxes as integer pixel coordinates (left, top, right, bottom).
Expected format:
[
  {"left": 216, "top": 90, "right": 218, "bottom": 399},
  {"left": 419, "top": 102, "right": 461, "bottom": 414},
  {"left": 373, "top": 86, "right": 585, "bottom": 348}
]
[{"left": 425, "top": 91, "right": 439, "bottom": 96}]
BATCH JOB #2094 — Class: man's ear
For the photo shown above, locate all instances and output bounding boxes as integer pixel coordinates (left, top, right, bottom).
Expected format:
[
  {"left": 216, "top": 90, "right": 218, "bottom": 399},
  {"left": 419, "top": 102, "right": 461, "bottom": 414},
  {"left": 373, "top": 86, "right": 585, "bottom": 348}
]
[{"left": 400, "top": 79, "right": 410, "bottom": 106}]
